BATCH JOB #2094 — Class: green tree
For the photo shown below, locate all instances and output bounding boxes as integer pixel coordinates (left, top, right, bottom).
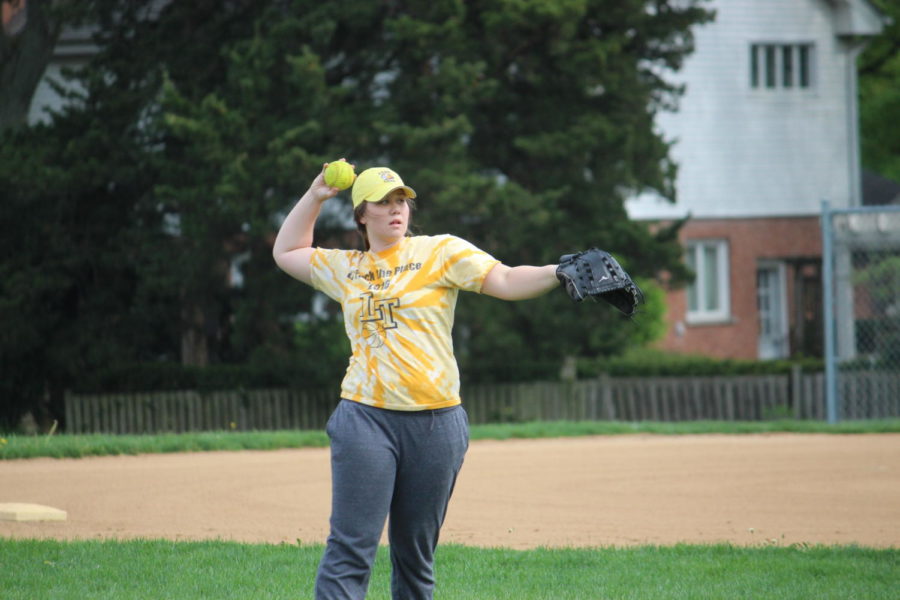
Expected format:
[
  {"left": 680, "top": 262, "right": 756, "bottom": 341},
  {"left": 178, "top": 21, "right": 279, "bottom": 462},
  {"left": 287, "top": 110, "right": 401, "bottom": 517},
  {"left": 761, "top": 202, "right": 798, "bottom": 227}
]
[
  {"left": 853, "top": 255, "right": 900, "bottom": 364},
  {"left": 859, "top": 0, "right": 900, "bottom": 183},
  {"left": 0, "top": 102, "right": 167, "bottom": 429},
  {"left": 0, "top": 1, "right": 270, "bottom": 428},
  {"left": 1, "top": 0, "right": 710, "bottom": 429},
  {"left": 340, "top": 0, "right": 707, "bottom": 375},
  {"left": 159, "top": 0, "right": 708, "bottom": 379}
]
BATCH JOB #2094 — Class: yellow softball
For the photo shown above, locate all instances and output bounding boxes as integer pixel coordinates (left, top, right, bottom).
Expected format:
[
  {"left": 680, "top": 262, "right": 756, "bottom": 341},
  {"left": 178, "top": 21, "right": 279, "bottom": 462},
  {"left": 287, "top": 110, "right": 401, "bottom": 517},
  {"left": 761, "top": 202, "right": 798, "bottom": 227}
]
[{"left": 323, "top": 160, "right": 356, "bottom": 190}]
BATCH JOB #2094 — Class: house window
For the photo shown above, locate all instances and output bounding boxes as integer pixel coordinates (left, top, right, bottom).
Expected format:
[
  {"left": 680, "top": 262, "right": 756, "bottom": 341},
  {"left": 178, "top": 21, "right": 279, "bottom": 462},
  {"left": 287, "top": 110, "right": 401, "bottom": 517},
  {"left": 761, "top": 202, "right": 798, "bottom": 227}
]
[
  {"left": 750, "top": 43, "right": 814, "bottom": 89},
  {"left": 685, "top": 240, "right": 730, "bottom": 323}
]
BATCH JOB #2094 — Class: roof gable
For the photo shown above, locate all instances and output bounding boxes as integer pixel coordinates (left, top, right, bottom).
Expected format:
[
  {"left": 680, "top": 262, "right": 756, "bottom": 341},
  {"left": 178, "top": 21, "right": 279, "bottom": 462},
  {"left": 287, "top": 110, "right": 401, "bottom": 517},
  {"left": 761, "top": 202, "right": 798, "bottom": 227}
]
[{"left": 826, "top": 0, "right": 887, "bottom": 37}]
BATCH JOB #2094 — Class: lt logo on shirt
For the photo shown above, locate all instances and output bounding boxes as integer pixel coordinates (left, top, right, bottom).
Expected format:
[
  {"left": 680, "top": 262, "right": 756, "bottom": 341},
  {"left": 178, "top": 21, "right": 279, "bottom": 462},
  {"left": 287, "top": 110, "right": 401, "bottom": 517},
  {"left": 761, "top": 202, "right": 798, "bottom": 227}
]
[{"left": 359, "top": 292, "right": 399, "bottom": 348}]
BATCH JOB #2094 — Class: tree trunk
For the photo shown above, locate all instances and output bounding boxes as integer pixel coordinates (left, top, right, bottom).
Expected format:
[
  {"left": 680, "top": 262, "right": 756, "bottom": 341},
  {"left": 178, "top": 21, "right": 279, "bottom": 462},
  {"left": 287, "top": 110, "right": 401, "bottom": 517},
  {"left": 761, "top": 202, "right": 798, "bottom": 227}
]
[
  {"left": 1, "top": 0, "right": 63, "bottom": 129},
  {"left": 181, "top": 302, "right": 209, "bottom": 366}
]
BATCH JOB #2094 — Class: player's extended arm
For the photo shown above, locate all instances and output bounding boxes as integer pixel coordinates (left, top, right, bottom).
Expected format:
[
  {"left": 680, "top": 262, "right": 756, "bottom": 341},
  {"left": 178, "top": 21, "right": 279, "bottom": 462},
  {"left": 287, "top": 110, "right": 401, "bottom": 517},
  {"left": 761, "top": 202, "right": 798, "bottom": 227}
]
[
  {"left": 273, "top": 166, "right": 339, "bottom": 285},
  {"left": 481, "top": 264, "right": 559, "bottom": 301}
]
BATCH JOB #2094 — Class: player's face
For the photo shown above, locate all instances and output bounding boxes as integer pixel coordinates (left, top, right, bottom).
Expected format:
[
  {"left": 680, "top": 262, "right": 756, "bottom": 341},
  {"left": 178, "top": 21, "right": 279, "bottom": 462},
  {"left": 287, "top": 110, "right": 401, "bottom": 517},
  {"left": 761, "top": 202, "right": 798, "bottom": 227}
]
[{"left": 360, "top": 190, "right": 410, "bottom": 250}]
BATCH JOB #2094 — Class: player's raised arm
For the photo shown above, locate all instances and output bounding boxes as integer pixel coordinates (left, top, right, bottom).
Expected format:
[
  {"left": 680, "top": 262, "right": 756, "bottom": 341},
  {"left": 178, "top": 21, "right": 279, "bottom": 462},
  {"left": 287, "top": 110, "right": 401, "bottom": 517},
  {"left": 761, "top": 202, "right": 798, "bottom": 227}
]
[{"left": 272, "top": 162, "right": 348, "bottom": 285}]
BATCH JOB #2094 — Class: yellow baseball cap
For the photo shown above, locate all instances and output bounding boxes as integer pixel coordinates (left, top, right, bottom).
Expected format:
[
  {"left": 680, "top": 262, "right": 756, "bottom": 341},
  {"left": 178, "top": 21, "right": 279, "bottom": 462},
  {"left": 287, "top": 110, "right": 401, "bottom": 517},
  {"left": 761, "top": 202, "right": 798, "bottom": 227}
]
[{"left": 351, "top": 167, "right": 417, "bottom": 208}]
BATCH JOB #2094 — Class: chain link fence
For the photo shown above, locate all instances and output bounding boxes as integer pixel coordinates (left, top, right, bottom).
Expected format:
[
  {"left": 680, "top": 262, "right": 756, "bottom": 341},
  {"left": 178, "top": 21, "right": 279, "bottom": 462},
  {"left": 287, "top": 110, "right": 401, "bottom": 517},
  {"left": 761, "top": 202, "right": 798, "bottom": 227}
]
[{"left": 821, "top": 202, "right": 900, "bottom": 422}]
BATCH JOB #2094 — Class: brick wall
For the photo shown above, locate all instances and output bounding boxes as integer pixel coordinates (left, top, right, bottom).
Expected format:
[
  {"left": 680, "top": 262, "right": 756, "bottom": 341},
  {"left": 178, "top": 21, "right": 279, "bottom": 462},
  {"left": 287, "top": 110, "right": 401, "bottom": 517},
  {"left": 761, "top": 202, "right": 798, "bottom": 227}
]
[{"left": 657, "top": 216, "right": 822, "bottom": 359}]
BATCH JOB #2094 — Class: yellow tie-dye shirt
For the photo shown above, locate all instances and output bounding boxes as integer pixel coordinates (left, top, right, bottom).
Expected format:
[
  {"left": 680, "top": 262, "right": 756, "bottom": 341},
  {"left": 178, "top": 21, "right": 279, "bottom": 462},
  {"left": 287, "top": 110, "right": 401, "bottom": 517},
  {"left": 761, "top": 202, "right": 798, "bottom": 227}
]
[{"left": 310, "top": 235, "right": 500, "bottom": 411}]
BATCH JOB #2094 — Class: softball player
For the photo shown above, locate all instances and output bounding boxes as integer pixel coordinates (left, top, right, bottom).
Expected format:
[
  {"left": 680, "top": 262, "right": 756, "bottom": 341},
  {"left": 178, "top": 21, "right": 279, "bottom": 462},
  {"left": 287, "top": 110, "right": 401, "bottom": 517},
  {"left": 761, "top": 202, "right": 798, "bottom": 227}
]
[{"left": 273, "top": 162, "right": 559, "bottom": 599}]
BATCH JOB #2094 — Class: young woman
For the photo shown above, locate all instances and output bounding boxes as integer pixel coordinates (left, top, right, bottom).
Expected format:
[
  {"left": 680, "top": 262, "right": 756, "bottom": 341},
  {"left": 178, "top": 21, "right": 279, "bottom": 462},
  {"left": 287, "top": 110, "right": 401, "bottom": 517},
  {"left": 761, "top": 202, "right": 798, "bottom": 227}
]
[{"left": 273, "top": 161, "right": 559, "bottom": 599}]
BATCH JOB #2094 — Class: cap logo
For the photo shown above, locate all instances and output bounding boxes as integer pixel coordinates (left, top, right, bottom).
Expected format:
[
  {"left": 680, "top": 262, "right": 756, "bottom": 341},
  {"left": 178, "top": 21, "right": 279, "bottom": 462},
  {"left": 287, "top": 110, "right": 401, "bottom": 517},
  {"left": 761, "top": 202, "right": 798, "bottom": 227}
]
[{"left": 378, "top": 170, "right": 397, "bottom": 183}]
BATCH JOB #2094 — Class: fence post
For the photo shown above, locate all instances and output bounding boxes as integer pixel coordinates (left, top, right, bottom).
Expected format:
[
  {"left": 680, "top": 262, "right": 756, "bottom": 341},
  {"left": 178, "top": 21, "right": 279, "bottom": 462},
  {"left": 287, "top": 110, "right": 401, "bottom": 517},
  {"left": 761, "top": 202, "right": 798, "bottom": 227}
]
[
  {"left": 599, "top": 373, "right": 614, "bottom": 420},
  {"left": 821, "top": 200, "right": 839, "bottom": 423},
  {"left": 64, "top": 390, "right": 75, "bottom": 433},
  {"left": 790, "top": 364, "right": 802, "bottom": 419}
]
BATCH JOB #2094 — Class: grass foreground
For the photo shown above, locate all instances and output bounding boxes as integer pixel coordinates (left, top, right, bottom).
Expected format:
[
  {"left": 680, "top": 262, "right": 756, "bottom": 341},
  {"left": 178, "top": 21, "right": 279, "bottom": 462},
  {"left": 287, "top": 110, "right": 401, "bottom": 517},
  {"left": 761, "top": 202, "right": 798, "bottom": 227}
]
[
  {"left": 0, "top": 538, "right": 896, "bottom": 600},
  {"left": 2, "top": 418, "right": 899, "bottom": 460}
]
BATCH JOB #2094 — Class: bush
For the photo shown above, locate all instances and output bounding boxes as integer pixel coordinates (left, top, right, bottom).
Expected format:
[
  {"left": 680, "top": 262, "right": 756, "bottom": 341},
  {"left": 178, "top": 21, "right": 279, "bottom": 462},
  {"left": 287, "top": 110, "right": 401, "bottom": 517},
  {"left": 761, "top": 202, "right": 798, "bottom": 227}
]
[
  {"left": 577, "top": 348, "right": 824, "bottom": 378},
  {"left": 73, "top": 315, "right": 352, "bottom": 393},
  {"left": 75, "top": 359, "right": 351, "bottom": 393},
  {"left": 75, "top": 348, "right": 826, "bottom": 394},
  {"left": 73, "top": 362, "right": 287, "bottom": 393}
]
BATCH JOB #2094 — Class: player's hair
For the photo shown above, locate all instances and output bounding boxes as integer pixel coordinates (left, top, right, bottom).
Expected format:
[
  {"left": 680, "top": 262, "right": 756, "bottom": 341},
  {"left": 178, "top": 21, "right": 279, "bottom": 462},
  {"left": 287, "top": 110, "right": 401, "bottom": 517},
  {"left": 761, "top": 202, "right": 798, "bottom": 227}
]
[{"left": 353, "top": 196, "right": 416, "bottom": 251}]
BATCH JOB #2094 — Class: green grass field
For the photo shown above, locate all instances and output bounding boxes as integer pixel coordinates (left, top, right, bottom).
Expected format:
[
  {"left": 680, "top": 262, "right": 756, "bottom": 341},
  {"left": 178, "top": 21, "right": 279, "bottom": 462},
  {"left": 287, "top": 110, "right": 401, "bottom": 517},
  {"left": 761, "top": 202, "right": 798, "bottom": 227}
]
[
  {"left": 0, "top": 538, "right": 896, "bottom": 599},
  {"left": 2, "top": 418, "right": 899, "bottom": 460}
]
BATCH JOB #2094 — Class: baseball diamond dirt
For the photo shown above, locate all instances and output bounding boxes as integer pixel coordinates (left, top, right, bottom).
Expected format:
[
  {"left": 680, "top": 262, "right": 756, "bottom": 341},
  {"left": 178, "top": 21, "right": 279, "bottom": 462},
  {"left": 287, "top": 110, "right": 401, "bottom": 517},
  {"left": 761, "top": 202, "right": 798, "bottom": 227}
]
[{"left": 1, "top": 434, "right": 897, "bottom": 549}]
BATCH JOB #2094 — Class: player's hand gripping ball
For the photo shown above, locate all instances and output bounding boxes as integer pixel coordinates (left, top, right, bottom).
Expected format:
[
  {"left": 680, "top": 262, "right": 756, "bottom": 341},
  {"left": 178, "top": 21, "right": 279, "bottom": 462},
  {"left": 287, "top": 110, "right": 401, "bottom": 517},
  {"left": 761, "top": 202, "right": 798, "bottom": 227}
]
[{"left": 324, "top": 160, "right": 356, "bottom": 190}]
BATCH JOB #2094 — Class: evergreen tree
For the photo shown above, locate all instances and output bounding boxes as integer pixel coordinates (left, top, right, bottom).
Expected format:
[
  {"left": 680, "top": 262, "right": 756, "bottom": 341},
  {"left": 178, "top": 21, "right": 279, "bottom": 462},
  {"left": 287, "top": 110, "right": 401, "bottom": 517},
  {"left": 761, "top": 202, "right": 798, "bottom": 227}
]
[
  {"left": 0, "top": 0, "right": 712, "bottom": 428},
  {"left": 159, "top": 0, "right": 708, "bottom": 378},
  {"left": 859, "top": 0, "right": 900, "bottom": 184}
]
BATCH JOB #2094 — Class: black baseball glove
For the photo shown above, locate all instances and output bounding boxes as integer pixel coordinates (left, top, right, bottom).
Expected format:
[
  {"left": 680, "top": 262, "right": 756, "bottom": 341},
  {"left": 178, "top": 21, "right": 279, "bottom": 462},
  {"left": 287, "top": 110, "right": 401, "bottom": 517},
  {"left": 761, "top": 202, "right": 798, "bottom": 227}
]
[{"left": 556, "top": 248, "right": 644, "bottom": 316}]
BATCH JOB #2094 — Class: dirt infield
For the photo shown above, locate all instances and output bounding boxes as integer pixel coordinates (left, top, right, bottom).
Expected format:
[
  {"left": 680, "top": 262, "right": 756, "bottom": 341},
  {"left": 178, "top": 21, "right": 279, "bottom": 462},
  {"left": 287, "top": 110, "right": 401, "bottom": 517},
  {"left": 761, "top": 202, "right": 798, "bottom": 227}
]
[{"left": 1, "top": 434, "right": 897, "bottom": 549}]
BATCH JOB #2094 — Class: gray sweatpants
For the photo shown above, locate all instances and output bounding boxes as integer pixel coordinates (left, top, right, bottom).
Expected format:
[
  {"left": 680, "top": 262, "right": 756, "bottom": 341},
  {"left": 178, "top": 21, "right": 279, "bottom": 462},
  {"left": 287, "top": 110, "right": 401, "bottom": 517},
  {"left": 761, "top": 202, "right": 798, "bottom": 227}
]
[{"left": 314, "top": 400, "right": 469, "bottom": 600}]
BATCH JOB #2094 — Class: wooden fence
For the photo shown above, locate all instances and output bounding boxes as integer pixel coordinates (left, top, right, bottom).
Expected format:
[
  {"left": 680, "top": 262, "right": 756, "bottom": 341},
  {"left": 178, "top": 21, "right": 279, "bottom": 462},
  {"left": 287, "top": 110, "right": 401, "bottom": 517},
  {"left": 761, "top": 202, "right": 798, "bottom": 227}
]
[{"left": 64, "top": 369, "right": 899, "bottom": 434}]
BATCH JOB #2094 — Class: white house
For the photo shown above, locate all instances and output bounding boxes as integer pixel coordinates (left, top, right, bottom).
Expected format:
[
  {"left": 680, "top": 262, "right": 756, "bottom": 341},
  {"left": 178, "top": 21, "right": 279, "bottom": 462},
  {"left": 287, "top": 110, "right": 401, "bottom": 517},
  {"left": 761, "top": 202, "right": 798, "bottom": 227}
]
[
  {"left": 626, "top": 0, "right": 886, "bottom": 360},
  {"left": 26, "top": 24, "right": 96, "bottom": 125}
]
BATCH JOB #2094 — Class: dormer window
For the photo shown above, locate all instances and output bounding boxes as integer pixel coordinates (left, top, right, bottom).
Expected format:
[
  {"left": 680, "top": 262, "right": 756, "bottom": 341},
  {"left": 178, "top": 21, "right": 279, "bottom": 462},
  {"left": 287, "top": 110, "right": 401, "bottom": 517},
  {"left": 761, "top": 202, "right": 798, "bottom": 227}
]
[{"left": 750, "top": 43, "right": 814, "bottom": 89}]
